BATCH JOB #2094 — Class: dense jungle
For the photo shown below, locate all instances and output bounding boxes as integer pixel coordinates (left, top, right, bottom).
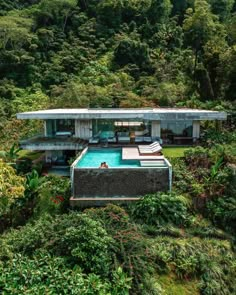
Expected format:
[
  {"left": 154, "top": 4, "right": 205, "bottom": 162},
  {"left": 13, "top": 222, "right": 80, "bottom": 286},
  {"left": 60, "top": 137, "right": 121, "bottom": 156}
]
[{"left": 0, "top": 0, "right": 236, "bottom": 294}]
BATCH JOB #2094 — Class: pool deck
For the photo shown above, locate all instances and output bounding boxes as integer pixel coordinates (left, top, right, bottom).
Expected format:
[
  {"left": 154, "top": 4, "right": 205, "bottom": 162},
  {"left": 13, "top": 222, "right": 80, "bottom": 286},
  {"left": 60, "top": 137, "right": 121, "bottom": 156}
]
[{"left": 122, "top": 147, "right": 165, "bottom": 160}]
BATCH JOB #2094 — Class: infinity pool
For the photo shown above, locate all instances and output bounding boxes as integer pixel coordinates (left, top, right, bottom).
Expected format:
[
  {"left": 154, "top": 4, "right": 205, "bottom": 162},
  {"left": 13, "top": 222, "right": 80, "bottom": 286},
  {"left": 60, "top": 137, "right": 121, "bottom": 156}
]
[{"left": 76, "top": 148, "right": 140, "bottom": 168}]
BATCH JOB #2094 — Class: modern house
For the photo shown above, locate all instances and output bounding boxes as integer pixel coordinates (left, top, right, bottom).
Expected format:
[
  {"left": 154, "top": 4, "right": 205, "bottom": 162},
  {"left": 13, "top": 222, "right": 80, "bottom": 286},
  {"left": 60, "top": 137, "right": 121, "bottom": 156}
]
[
  {"left": 17, "top": 108, "right": 227, "bottom": 165},
  {"left": 17, "top": 108, "right": 226, "bottom": 206}
]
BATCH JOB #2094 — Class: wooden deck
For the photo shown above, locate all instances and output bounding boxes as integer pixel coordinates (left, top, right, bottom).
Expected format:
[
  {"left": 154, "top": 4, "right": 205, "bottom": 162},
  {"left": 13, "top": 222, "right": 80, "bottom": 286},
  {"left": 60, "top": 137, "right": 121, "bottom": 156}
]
[{"left": 122, "top": 147, "right": 165, "bottom": 160}]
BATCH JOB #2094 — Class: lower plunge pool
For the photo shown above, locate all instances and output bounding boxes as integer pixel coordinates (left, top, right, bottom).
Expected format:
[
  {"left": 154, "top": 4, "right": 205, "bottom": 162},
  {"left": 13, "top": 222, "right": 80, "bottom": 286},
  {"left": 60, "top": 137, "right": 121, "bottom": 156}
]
[{"left": 76, "top": 148, "right": 140, "bottom": 168}]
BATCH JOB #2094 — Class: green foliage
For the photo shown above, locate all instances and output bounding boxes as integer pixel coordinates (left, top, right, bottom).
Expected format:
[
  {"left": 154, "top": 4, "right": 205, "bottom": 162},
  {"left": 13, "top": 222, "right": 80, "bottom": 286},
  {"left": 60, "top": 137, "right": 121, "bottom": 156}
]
[
  {"left": 130, "top": 193, "right": 191, "bottom": 226},
  {"left": 0, "top": 251, "right": 131, "bottom": 294},
  {"left": 114, "top": 37, "right": 151, "bottom": 72},
  {"left": 85, "top": 204, "right": 155, "bottom": 292},
  {"left": 0, "top": 14, "right": 33, "bottom": 50},
  {"left": 0, "top": 1, "right": 235, "bottom": 293},
  {"left": 183, "top": 0, "right": 224, "bottom": 50},
  {"left": 207, "top": 194, "right": 236, "bottom": 235},
  {"left": 1, "top": 212, "right": 113, "bottom": 275},
  {"left": 152, "top": 237, "right": 236, "bottom": 294},
  {"left": 0, "top": 160, "right": 25, "bottom": 216},
  {"left": 147, "top": 0, "right": 172, "bottom": 24},
  {"left": 208, "top": 0, "right": 234, "bottom": 21},
  {"left": 5, "top": 143, "right": 22, "bottom": 162},
  {"left": 34, "top": 174, "right": 71, "bottom": 216}
]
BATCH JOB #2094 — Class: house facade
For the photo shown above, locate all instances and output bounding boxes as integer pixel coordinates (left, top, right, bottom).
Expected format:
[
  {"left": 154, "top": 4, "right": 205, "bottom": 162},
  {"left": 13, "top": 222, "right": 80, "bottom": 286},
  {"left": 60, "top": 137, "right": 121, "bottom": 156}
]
[{"left": 17, "top": 108, "right": 227, "bottom": 164}]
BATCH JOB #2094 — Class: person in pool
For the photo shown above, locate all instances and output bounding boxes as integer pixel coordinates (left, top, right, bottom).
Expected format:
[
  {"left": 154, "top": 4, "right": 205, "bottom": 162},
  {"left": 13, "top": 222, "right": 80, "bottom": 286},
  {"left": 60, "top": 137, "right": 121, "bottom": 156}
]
[
  {"left": 103, "top": 162, "right": 109, "bottom": 168},
  {"left": 99, "top": 162, "right": 109, "bottom": 168}
]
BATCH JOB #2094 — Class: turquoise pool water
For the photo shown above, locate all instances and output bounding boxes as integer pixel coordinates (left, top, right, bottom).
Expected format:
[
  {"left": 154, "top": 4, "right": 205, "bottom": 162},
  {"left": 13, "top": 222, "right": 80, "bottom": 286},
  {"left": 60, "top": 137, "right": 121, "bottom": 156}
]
[{"left": 76, "top": 148, "right": 140, "bottom": 168}]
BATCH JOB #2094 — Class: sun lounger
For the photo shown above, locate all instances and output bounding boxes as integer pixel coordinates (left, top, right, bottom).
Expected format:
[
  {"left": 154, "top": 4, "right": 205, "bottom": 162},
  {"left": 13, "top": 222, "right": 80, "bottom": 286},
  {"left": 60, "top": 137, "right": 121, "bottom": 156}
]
[
  {"left": 139, "top": 142, "right": 162, "bottom": 154},
  {"left": 139, "top": 145, "right": 162, "bottom": 155},
  {"left": 138, "top": 141, "right": 160, "bottom": 150}
]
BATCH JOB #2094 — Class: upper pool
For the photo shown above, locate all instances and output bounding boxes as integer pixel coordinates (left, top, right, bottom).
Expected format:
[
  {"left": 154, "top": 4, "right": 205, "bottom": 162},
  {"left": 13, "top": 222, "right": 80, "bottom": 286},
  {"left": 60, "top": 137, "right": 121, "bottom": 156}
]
[{"left": 76, "top": 148, "right": 140, "bottom": 168}]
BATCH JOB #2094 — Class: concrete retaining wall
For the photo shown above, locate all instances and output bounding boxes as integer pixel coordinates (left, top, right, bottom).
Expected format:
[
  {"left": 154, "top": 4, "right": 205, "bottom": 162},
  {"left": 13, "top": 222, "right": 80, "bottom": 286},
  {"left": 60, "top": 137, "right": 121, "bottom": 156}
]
[{"left": 73, "top": 168, "right": 169, "bottom": 197}]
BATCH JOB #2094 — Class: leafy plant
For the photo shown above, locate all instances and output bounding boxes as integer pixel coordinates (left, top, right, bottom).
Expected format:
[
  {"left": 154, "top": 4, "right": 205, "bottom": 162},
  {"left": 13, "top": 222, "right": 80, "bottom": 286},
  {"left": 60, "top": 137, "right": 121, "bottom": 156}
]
[{"left": 130, "top": 192, "right": 192, "bottom": 226}]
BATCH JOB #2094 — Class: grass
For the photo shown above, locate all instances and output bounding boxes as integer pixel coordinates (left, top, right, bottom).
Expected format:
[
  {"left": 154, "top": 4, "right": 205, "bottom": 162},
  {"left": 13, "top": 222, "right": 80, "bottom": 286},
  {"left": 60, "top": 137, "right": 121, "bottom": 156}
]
[
  {"left": 162, "top": 147, "right": 192, "bottom": 158},
  {"left": 157, "top": 274, "right": 200, "bottom": 295}
]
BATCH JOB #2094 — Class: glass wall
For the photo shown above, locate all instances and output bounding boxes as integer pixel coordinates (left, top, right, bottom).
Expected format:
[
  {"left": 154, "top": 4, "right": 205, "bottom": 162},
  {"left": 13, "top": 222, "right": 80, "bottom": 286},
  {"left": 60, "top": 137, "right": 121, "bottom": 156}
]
[
  {"left": 161, "top": 120, "right": 192, "bottom": 143},
  {"left": 46, "top": 119, "right": 75, "bottom": 136},
  {"left": 92, "top": 119, "right": 151, "bottom": 138}
]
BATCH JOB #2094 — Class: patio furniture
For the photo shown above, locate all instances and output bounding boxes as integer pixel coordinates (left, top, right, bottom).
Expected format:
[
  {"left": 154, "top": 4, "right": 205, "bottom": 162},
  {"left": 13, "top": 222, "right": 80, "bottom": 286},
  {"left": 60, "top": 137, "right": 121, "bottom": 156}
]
[
  {"left": 151, "top": 137, "right": 163, "bottom": 145},
  {"left": 108, "top": 137, "right": 116, "bottom": 143},
  {"left": 138, "top": 141, "right": 160, "bottom": 150},
  {"left": 139, "top": 145, "right": 162, "bottom": 155},
  {"left": 118, "top": 132, "right": 130, "bottom": 143},
  {"left": 89, "top": 137, "right": 100, "bottom": 144},
  {"left": 100, "top": 131, "right": 116, "bottom": 143},
  {"left": 55, "top": 131, "right": 72, "bottom": 137},
  {"left": 135, "top": 136, "right": 143, "bottom": 143},
  {"left": 143, "top": 136, "right": 152, "bottom": 143}
]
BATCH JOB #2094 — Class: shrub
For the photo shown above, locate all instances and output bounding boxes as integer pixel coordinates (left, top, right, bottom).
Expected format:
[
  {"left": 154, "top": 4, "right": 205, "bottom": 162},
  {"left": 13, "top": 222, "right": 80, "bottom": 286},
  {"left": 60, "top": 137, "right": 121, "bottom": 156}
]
[
  {"left": 0, "top": 251, "right": 131, "bottom": 294},
  {"left": 130, "top": 192, "right": 191, "bottom": 226},
  {"left": 0, "top": 212, "right": 113, "bottom": 276},
  {"left": 33, "top": 175, "right": 71, "bottom": 217},
  {"left": 151, "top": 237, "right": 236, "bottom": 294},
  {"left": 85, "top": 204, "right": 155, "bottom": 293},
  {"left": 207, "top": 195, "right": 236, "bottom": 235}
]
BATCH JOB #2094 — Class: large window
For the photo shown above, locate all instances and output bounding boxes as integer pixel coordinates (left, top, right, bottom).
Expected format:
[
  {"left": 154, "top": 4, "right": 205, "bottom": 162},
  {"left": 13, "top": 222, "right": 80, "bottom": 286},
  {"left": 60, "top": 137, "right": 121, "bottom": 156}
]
[
  {"left": 161, "top": 121, "right": 192, "bottom": 143},
  {"left": 46, "top": 119, "right": 75, "bottom": 136},
  {"left": 56, "top": 119, "right": 75, "bottom": 133},
  {"left": 92, "top": 119, "right": 151, "bottom": 138}
]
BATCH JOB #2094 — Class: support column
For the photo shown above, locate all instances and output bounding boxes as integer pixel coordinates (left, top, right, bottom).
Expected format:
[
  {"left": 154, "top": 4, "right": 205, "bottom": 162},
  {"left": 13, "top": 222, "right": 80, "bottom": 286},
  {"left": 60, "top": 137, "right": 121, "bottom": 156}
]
[
  {"left": 151, "top": 120, "right": 161, "bottom": 138},
  {"left": 192, "top": 121, "right": 200, "bottom": 138},
  {"left": 44, "top": 121, "right": 47, "bottom": 136},
  {"left": 75, "top": 120, "right": 80, "bottom": 137}
]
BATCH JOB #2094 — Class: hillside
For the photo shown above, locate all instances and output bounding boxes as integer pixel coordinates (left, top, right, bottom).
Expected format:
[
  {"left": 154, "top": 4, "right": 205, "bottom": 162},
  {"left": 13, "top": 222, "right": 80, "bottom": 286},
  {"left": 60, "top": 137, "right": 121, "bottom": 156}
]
[
  {"left": 0, "top": 0, "right": 236, "bottom": 145},
  {"left": 0, "top": 0, "right": 236, "bottom": 294}
]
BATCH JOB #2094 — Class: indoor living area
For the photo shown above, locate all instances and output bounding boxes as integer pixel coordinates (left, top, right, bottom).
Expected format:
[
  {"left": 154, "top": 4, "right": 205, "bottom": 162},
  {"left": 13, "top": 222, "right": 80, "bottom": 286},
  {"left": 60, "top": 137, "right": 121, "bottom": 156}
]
[{"left": 90, "top": 119, "right": 152, "bottom": 144}]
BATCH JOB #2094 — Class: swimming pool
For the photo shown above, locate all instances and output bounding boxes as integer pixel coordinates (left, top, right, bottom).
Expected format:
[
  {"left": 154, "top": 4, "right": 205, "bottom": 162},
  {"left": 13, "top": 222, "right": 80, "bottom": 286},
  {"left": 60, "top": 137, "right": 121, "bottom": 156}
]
[{"left": 76, "top": 148, "right": 140, "bottom": 168}]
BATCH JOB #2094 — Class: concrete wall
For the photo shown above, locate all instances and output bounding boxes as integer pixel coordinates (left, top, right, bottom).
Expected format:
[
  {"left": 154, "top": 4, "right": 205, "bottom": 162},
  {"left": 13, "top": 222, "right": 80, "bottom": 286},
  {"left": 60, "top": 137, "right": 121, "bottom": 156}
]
[
  {"left": 75, "top": 120, "right": 92, "bottom": 139},
  {"left": 73, "top": 168, "right": 169, "bottom": 197}
]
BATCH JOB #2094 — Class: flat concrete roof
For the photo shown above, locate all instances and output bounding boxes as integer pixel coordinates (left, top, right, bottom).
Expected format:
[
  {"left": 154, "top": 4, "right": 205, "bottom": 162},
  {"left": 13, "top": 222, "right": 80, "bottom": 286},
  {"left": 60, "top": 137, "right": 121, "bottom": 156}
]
[{"left": 17, "top": 108, "right": 227, "bottom": 121}]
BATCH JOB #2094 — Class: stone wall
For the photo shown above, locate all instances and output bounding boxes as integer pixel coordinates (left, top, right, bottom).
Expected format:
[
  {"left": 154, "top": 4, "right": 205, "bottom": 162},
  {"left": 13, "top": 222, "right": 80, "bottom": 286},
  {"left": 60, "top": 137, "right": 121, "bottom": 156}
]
[{"left": 73, "top": 168, "right": 169, "bottom": 197}]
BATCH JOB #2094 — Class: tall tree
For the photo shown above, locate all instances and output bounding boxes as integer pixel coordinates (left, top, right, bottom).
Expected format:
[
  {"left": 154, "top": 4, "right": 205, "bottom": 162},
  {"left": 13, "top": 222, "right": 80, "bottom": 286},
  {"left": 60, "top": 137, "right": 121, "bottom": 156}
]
[
  {"left": 183, "top": 0, "right": 226, "bottom": 99},
  {"left": 37, "top": 0, "right": 77, "bottom": 31},
  {"left": 208, "top": 0, "right": 234, "bottom": 22}
]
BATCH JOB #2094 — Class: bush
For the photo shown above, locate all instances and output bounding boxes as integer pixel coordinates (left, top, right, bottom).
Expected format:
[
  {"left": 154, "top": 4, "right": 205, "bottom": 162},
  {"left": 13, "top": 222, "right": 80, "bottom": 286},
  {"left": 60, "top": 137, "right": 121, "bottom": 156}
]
[
  {"left": 0, "top": 212, "right": 113, "bottom": 276},
  {"left": 207, "top": 195, "right": 236, "bottom": 235},
  {"left": 130, "top": 193, "right": 191, "bottom": 226},
  {"left": 85, "top": 204, "right": 155, "bottom": 293},
  {"left": 0, "top": 251, "right": 131, "bottom": 294},
  {"left": 152, "top": 237, "right": 236, "bottom": 294}
]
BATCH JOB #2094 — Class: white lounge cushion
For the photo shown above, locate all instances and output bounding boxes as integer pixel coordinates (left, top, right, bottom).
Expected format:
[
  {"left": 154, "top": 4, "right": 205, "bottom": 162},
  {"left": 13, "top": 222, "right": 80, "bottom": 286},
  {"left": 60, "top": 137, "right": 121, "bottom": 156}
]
[
  {"left": 139, "top": 145, "right": 162, "bottom": 154},
  {"left": 139, "top": 143, "right": 160, "bottom": 152},
  {"left": 138, "top": 141, "right": 160, "bottom": 149}
]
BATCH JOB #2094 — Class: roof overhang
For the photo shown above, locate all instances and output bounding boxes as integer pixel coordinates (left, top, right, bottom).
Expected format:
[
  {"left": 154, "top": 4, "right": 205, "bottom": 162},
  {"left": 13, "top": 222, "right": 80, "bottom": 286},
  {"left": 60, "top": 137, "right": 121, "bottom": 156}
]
[{"left": 17, "top": 108, "right": 227, "bottom": 121}]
